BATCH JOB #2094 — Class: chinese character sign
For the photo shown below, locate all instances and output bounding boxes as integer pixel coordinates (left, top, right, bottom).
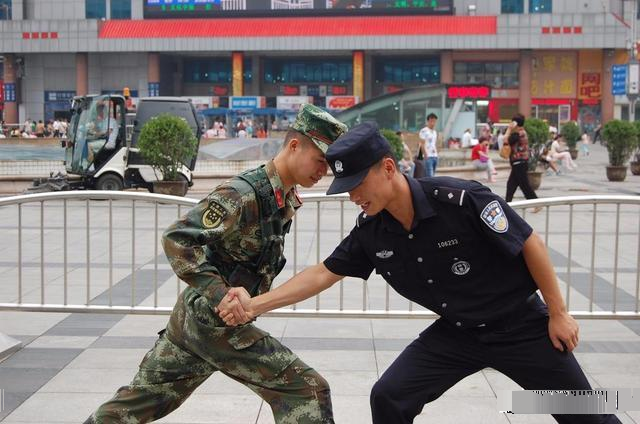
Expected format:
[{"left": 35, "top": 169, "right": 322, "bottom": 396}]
[
  {"left": 531, "top": 51, "right": 576, "bottom": 98},
  {"left": 577, "top": 50, "right": 603, "bottom": 100},
  {"left": 611, "top": 65, "right": 627, "bottom": 95}
]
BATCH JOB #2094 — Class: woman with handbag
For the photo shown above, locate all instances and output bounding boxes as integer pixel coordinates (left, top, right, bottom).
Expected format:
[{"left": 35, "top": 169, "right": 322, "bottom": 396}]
[{"left": 471, "top": 136, "right": 497, "bottom": 182}]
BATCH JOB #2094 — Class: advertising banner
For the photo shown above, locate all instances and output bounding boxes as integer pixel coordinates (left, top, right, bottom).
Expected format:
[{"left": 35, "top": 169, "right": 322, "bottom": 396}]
[
  {"left": 531, "top": 51, "right": 577, "bottom": 99},
  {"left": 277, "top": 96, "right": 313, "bottom": 111},
  {"left": 326, "top": 96, "right": 359, "bottom": 110},
  {"left": 144, "top": 0, "right": 454, "bottom": 18},
  {"left": 230, "top": 96, "right": 266, "bottom": 109}
]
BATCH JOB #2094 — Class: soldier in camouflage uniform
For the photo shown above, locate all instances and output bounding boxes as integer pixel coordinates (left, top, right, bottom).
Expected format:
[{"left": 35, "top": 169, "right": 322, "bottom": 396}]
[{"left": 85, "top": 104, "right": 347, "bottom": 424}]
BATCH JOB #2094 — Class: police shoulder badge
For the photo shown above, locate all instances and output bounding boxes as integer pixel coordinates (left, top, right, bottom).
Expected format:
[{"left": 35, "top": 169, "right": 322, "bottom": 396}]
[
  {"left": 202, "top": 201, "right": 227, "bottom": 229},
  {"left": 480, "top": 200, "right": 509, "bottom": 233}
]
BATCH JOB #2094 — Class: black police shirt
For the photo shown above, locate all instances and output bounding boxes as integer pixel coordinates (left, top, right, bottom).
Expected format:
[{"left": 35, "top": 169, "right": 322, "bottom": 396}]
[{"left": 324, "top": 176, "right": 538, "bottom": 329}]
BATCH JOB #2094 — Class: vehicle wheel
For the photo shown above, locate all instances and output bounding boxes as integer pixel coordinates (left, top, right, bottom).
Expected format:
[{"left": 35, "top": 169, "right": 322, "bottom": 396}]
[{"left": 96, "top": 174, "right": 124, "bottom": 191}]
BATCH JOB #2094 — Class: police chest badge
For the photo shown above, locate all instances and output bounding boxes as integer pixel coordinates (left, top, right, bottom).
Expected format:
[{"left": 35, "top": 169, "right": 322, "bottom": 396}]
[
  {"left": 480, "top": 200, "right": 509, "bottom": 233},
  {"left": 202, "top": 201, "right": 227, "bottom": 229}
]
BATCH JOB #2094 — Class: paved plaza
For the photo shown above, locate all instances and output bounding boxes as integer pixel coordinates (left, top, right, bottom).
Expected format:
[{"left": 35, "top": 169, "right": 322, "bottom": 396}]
[{"left": 0, "top": 143, "right": 639, "bottom": 423}]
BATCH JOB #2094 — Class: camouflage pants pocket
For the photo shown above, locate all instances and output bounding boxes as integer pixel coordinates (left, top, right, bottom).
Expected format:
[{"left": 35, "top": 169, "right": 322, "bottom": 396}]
[{"left": 246, "top": 358, "right": 335, "bottom": 424}]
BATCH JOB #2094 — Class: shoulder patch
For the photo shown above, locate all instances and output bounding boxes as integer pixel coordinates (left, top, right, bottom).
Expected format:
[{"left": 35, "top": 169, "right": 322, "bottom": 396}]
[
  {"left": 356, "top": 211, "right": 375, "bottom": 228},
  {"left": 431, "top": 186, "right": 466, "bottom": 206},
  {"left": 202, "top": 201, "right": 227, "bottom": 229},
  {"left": 480, "top": 200, "right": 509, "bottom": 233}
]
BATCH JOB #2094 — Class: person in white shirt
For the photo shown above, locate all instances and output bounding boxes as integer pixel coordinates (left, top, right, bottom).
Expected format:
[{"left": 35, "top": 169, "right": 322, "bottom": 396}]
[
  {"left": 418, "top": 113, "right": 439, "bottom": 177},
  {"left": 461, "top": 128, "right": 472, "bottom": 148},
  {"left": 548, "top": 135, "right": 577, "bottom": 171}
]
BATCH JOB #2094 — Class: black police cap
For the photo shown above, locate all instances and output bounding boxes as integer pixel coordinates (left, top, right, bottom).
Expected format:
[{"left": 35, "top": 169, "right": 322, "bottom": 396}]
[{"left": 325, "top": 122, "right": 392, "bottom": 195}]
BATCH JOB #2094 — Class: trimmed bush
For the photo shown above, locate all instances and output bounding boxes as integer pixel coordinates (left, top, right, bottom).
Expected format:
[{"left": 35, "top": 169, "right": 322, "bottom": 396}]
[{"left": 137, "top": 114, "right": 198, "bottom": 181}]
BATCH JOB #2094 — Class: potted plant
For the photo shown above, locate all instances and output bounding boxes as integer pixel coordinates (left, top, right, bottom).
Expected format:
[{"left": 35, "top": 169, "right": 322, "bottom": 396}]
[
  {"left": 602, "top": 119, "right": 638, "bottom": 182},
  {"left": 137, "top": 114, "right": 198, "bottom": 196},
  {"left": 631, "top": 121, "right": 640, "bottom": 176},
  {"left": 523, "top": 118, "right": 549, "bottom": 190},
  {"left": 561, "top": 121, "right": 581, "bottom": 160}
]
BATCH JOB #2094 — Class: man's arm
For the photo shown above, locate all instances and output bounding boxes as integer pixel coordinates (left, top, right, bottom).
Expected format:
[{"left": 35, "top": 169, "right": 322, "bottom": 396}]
[
  {"left": 162, "top": 186, "right": 245, "bottom": 307},
  {"left": 522, "top": 232, "right": 579, "bottom": 352},
  {"left": 218, "top": 263, "right": 343, "bottom": 325}
]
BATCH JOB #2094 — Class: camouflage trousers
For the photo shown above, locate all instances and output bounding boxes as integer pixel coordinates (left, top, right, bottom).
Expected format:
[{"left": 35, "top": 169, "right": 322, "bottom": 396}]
[{"left": 85, "top": 289, "right": 334, "bottom": 424}]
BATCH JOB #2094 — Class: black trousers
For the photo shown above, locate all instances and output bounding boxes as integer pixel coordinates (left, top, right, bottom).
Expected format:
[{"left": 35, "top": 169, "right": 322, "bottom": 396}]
[
  {"left": 370, "top": 296, "right": 621, "bottom": 424},
  {"left": 506, "top": 161, "right": 538, "bottom": 202}
]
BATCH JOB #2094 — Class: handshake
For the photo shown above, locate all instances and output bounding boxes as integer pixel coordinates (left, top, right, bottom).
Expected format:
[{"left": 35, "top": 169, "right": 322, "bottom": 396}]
[{"left": 215, "top": 287, "right": 256, "bottom": 326}]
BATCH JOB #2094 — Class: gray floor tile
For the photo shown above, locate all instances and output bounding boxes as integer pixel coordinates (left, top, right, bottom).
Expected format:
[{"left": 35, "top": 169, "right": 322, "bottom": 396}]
[
  {"left": 284, "top": 318, "right": 373, "bottom": 338},
  {"left": 0, "top": 392, "right": 33, "bottom": 422},
  {"left": 154, "top": 394, "right": 262, "bottom": 423},
  {"left": 43, "top": 327, "right": 108, "bottom": 337},
  {"left": 38, "top": 367, "right": 136, "bottom": 394},
  {"left": 294, "top": 349, "right": 377, "bottom": 372},
  {"left": 282, "top": 337, "right": 373, "bottom": 351},
  {"left": 2, "top": 392, "right": 112, "bottom": 423},
  {"left": 26, "top": 336, "right": 98, "bottom": 349},
  {"left": 90, "top": 336, "right": 157, "bottom": 349},
  {"left": 321, "top": 370, "right": 378, "bottom": 396},
  {"left": 0, "top": 348, "right": 82, "bottom": 370},
  {"left": 414, "top": 396, "right": 510, "bottom": 423},
  {"left": 101, "top": 315, "right": 168, "bottom": 337},
  {"left": 66, "top": 348, "right": 148, "bottom": 369},
  {"left": 0, "top": 368, "right": 61, "bottom": 393}
]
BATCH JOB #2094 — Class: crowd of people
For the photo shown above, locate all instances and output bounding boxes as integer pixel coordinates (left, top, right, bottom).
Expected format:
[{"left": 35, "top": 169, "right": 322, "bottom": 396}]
[
  {"left": 0, "top": 117, "right": 69, "bottom": 139},
  {"left": 203, "top": 116, "right": 278, "bottom": 140}
]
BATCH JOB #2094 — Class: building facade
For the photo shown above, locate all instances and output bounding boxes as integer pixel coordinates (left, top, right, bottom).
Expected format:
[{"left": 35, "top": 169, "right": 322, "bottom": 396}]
[{"left": 0, "top": 0, "right": 636, "bottom": 133}]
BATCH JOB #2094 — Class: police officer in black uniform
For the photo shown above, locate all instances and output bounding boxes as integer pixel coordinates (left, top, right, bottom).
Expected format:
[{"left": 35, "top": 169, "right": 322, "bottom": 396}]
[{"left": 218, "top": 122, "right": 621, "bottom": 424}]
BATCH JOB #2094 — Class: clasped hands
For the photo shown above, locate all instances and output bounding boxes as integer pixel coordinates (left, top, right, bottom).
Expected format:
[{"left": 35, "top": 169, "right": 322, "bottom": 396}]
[{"left": 215, "top": 287, "right": 254, "bottom": 326}]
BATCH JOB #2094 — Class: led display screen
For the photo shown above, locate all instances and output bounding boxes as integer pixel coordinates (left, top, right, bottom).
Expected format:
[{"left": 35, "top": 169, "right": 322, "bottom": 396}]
[{"left": 144, "top": 0, "right": 453, "bottom": 18}]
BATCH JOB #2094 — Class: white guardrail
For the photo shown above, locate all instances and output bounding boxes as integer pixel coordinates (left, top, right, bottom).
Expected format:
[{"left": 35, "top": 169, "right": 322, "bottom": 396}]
[{"left": 0, "top": 192, "right": 638, "bottom": 320}]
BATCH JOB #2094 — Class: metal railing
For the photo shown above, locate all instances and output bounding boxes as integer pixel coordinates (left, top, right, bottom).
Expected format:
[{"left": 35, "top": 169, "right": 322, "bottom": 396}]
[{"left": 0, "top": 192, "right": 638, "bottom": 319}]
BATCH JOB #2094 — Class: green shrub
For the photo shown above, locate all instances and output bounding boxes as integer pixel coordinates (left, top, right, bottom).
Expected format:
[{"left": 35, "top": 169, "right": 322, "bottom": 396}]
[
  {"left": 632, "top": 120, "right": 640, "bottom": 162},
  {"left": 137, "top": 114, "right": 198, "bottom": 181},
  {"left": 561, "top": 121, "right": 581, "bottom": 150},
  {"left": 523, "top": 118, "right": 549, "bottom": 171},
  {"left": 381, "top": 129, "right": 404, "bottom": 163},
  {"left": 602, "top": 120, "right": 638, "bottom": 166}
]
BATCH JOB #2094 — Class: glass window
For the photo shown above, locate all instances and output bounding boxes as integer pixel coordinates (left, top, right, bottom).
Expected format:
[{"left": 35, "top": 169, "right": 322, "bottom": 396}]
[
  {"left": 86, "top": 0, "right": 106, "bottom": 19},
  {"left": 529, "top": 0, "right": 551, "bottom": 13},
  {"left": 374, "top": 58, "right": 440, "bottom": 84},
  {"left": 0, "top": 0, "right": 11, "bottom": 20},
  {"left": 183, "top": 58, "right": 252, "bottom": 83},
  {"left": 263, "top": 59, "right": 352, "bottom": 84},
  {"left": 501, "top": 0, "right": 523, "bottom": 13},
  {"left": 111, "top": 0, "right": 131, "bottom": 19},
  {"left": 453, "top": 61, "right": 519, "bottom": 89}
]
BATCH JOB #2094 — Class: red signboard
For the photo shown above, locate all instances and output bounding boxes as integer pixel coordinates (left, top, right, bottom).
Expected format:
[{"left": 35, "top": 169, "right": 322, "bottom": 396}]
[
  {"left": 211, "top": 85, "right": 229, "bottom": 96},
  {"left": 330, "top": 85, "right": 348, "bottom": 96},
  {"left": 326, "top": 96, "right": 358, "bottom": 110},
  {"left": 281, "top": 85, "right": 300, "bottom": 95},
  {"left": 447, "top": 85, "right": 490, "bottom": 99}
]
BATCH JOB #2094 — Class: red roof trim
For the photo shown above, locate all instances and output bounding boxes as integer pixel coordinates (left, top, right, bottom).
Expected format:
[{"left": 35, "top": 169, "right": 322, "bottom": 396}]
[{"left": 99, "top": 16, "right": 497, "bottom": 39}]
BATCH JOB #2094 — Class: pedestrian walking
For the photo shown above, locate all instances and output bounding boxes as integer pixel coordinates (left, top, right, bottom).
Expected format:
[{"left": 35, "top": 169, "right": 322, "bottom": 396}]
[{"left": 418, "top": 113, "right": 439, "bottom": 177}]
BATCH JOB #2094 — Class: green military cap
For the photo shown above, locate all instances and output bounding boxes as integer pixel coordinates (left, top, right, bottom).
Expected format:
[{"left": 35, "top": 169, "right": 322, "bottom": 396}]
[{"left": 291, "top": 104, "right": 347, "bottom": 154}]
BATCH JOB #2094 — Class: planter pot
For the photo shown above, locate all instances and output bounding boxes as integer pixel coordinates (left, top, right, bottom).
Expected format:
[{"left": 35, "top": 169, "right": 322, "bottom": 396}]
[
  {"left": 630, "top": 161, "right": 640, "bottom": 176},
  {"left": 527, "top": 171, "right": 543, "bottom": 191},
  {"left": 152, "top": 180, "right": 188, "bottom": 196},
  {"left": 569, "top": 148, "right": 579, "bottom": 160},
  {"left": 606, "top": 165, "right": 628, "bottom": 182}
]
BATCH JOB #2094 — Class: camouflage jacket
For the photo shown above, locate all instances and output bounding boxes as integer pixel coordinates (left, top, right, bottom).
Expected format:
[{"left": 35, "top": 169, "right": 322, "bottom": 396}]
[{"left": 162, "top": 160, "right": 301, "bottom": 307}]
